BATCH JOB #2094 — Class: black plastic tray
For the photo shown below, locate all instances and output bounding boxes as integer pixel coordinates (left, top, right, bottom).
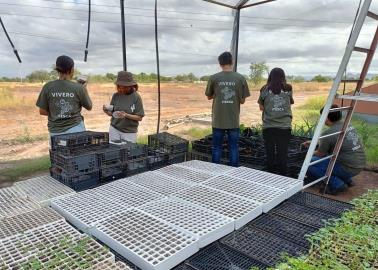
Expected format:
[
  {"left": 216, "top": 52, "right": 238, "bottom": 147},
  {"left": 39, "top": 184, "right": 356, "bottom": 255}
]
[
  {"left": 51, "top": 131, "right": 109, "bottom": 151},
  {"left": 148, "top": 132, "right": 189, "bottom": 154},
  {"left": 248, "top": 213, "right": 317, "bottom": 248},
  {"left": 270, "top": 201, "right": 338, "bottom": 229},
  {"left": 187, "top": 242, "right": 267, "bottom": 270},
  {"left": 221, "top": 227, "right": 306, "bottom": 267},
  {"left": 288, "top": 192, "right": 353, "bottom": 215}
]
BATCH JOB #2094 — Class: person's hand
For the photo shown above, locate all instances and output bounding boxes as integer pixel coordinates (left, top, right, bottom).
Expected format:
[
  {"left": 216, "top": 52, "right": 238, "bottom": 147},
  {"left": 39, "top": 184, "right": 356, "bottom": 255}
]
[
  {"left": 119, "top": 111, "right": 128, "bottom": 118},
  {"left": 102, "top": 105, "right": 107, "bottom": 113},
  {"left": 302, "top": 140, "right": 311, "bottom": 148}
]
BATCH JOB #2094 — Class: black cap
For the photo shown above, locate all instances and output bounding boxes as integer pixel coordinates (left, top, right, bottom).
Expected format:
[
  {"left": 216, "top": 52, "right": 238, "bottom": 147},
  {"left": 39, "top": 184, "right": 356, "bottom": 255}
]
[{"left": 55, "top": 55, "right": 74, "bottom": 73}]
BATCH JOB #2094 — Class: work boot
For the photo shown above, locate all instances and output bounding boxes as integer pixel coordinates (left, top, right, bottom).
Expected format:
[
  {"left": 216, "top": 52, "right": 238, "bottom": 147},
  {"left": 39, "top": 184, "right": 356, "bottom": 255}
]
[{"left": 325, "top": 184, "right": 347, "bottom": 195}]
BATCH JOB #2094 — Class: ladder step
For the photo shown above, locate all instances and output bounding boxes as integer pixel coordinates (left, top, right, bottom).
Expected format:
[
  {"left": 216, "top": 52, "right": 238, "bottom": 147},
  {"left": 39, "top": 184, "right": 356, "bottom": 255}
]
[
  {"left": 319, "top": 131, "right": 343, "bottom": 139},
  {"left": 329, "top": 106, "right": 351, "bottom": 112},
  {"left": 303, "top": 176, "right": 328, "bottom": 189},
  {"left": 341, "top": 79, "right": 361, "bottom": 83},
  {"left": 367, "top": 11, "right": 378, "bottom": 20},
  {"left": 336, "top": 94, "right": 378, "bottom": 102},
  {"left": 354, "top": 46, "right": 370, "bottom": 53},
  {"left": 309, "top": 155, "right": 334, "bottom": 166}
]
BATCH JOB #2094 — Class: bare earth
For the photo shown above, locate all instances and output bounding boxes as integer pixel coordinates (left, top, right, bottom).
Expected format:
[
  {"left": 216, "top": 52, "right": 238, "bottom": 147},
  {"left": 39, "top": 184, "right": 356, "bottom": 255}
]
[{"left": 0, "top": 82, "right": 326, "bottom": 162}]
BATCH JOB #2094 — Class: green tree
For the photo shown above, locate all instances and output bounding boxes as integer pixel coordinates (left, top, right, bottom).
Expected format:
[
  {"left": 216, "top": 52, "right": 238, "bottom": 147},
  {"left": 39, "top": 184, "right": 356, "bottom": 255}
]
[
  {"left": 287, "top": 75, "right": 305, "bottom": 83},
  {"left": 200, "top": 75, "right": 210, "bottom": 81},
  {"left": 26, "top": 70, "right": 51, "bottom": 83},
  {"left": 311, "top": 74, "right": 332, "bottom": 82},
  {"left": 372, "top": 75, "right": 378, "bottom": 82},
  {"left": 249, "top": 62, "right": 269, "bottom": 85},
  {"left": 105, "top": 73, "right": 116, "bottom": 81}
]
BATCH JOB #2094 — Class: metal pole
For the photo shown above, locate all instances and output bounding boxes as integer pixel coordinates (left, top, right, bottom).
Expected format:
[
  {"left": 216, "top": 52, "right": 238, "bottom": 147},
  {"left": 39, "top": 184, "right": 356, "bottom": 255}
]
[
  {"left": 120, "top": 0, "right": 127, "bottom": 70},
  {"left": 0, "top": 17, "right": 22, "bottom": 63},
  {"left": 231, "top": 9, "right": 241, "bottom": 72},
  {"left": 84, "top": 0, "right": 91, "bottom": 62},
  {"left": 155, "top": 0, "right": 161, "bottom": 133}
]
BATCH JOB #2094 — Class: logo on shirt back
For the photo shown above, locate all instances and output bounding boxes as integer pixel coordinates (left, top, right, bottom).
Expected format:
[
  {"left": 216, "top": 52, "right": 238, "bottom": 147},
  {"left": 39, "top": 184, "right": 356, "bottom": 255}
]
[
  {"left": 221, "top": 86, "right": 235, "bottom": 104},
  {"left": 56, "top": 99, "right": 73, "bottom": 118},
  {"left": 346, "top": 127, "right": 361, "bottom": 151},
  {"left": 271, "top": 95, "right": 285, "bottom": 112}
]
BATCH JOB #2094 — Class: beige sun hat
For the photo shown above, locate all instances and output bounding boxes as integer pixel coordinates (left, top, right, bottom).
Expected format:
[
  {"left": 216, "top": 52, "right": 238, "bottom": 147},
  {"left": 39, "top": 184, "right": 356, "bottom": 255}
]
[{"left": 115, "top": 71, "right": 137, "bottom": 86}]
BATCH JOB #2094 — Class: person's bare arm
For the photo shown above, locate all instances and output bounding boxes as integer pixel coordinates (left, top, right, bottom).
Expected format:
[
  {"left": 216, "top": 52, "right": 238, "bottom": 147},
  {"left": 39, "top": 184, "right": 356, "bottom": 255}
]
[
  {"left": 259, "top": 104, "right": 264, "bottom": 111},
  {"left": 207, "top": 96, "right": 213, "bottom": 100},
  {"left": 39, "top": 108, "right": 48, "bottom": 116},
  {"left": 120, "top": 112, "right": 143, "bottom": 121},
  {"left": 240, "top": 98, "right": 246, "bottom": 104}
]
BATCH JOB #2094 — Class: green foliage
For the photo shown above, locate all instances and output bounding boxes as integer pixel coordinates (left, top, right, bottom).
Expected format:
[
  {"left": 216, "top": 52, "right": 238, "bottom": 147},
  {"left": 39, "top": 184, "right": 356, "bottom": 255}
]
[
  {"left": 372, "top": 75, "right": 378, "bottom": 82},
  {"left": 297, "top": 96, "right": 327, "bottom": 111},
  {"left": 26, "top": 70, "right": 51, "bottom": 83},
  {"left": 200, "top": 75, "right": 210, "bottom": 81},
  {"left": 287, "top": 75, "right": 306, "bottom": 83},
  {"left": 352, "top": 118, "right": 378, "bottom": 166},
  {"left": 274, "top": 190, "right": 378, "bottom": 270},
  {"left": 311, "top": 74, "right": 332, "bottom": 82},
  {"left": 184, "top": 127, "right": 212, "bottom": 139},
  {"left": 249, "top": 62, "right": 269, "bottom": 85}
]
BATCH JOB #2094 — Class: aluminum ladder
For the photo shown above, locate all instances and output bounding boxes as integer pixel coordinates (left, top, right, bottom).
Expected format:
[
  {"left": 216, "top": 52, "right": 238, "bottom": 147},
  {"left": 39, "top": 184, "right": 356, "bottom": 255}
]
[{"left": 299, "top": 0, "right": 378, "bottom": 191}]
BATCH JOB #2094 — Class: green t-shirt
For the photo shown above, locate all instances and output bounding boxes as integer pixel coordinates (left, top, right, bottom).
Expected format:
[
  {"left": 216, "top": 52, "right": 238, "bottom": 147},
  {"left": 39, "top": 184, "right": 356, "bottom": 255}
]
[
  {"left": 258, "top": 85, "right": 294, "bottom": 129},
  {"left": 36, "top": 80, "right": 92, "bottom": 133},
  {"left": 318, "top": 122, "right": 366, "bottom": 175},
  {"left": 110, "top": 91, "right": 145, "bottom": 133},
  {"left": 205, "top": 71, "right": 250, "bottom": 129}
]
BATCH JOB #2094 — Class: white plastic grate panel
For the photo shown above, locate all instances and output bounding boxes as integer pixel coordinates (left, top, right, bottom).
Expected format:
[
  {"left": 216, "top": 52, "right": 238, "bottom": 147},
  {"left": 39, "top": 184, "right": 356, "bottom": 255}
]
[
  {"left": 0, "top": 197, "right": 41, "bottom": 220},
  {"left": 203, "top": 175, "right": 287, "bottom": 212},
  {"left": 92, "top": 209, "right": 198, "bottom": 270},
  {"left": 51, "top": 192, "right": 130, "bottom": 232},
  {"left": 226, "top": 166, "right": 303, "bottom": 198},
  {"left": 0, "top": 186, "right": 26, "bottom": 203},
  {"left": 127, "top": 171, "right": 191, "bottom": 196},
  {"left": 172, "top": 185, "right": 262, "bottom": 229},
  {"left": 139, "top": 198, "right": 234, "bottom": 247},
  {"left": 96, "top": 261, "right": 133, "bottom": 270},
  {"left": 175, "top": 160, "right": 235, "bottom": 175},
  {"left": 0, "top": 207, "right": 64, "bottom": 240},
  {"left": 15, "top": 175, "right": 76, "bottom": 206},
  {"left": 154, "top": 165, "right": 213, "bottom": 184}
]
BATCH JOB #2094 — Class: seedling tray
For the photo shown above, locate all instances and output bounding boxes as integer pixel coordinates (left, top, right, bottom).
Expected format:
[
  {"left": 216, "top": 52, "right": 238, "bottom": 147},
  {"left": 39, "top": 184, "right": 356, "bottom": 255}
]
[
  {"left": 51, "top": 131, "right": 109, "bottom": 151},
  {"left": 221, "top": 226, "right": 306, "bottom": 267},
  {"left": 187, "top": 242, "right": 267, "bottom": 270},
  {"left": 248, "top": 213, "right": 317, "bottom": 248},
  {"left": 270, "top": 201, "right": 338, "bottom": 229},
  {"left": 288, "top": 192, "right": 353, "bottom": 215},
  {"left": 148, "top": 132, "right": 189, "bottom": 154}
]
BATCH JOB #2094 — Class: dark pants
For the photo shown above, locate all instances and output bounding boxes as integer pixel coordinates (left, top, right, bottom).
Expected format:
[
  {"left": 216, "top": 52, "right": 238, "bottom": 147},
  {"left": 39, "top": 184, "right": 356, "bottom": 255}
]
[
  {"left": 212, "top": 128, "right": 240, "bottom": 167},
  {"left": 263, "top": 128, "right": 291, "bottom": 176},
  {"left": 307, "top": 156, "right": 355, "bottom": 192}
]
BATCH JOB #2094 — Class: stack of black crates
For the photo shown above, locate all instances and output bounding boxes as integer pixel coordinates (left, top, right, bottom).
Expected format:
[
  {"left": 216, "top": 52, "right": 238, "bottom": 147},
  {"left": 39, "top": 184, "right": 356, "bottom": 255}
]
[
  {"left": 49, "top": 131, "right": 189, "bottom": 191},
  {"left": 190, "top": 128, "right": 309, "bottom": 178},
  {"left": 50, "top": 131, "right": 148, "bottom": 191}
]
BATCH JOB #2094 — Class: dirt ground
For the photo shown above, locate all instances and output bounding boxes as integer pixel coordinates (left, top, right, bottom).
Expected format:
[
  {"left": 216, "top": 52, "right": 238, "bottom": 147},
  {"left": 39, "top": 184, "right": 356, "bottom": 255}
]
[{"left": 0, "top": 82, "right": 326, "bottom": 162}]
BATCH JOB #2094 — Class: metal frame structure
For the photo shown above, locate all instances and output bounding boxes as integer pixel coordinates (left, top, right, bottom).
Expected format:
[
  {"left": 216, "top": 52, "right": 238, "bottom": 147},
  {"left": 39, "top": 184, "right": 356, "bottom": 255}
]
[
  {"left": 0, "top": 16, "right": 22, "bottom": 63},
  {"left": 202, "top": 0, "right": 276, "bottom": 71}
]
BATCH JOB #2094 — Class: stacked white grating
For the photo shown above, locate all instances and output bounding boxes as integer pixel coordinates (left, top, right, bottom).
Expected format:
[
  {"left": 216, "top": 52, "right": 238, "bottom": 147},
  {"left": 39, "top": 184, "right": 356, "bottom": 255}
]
[
  {"left": 0, "top": 207, "right": 63, "bottom": 239},
  {"left": 92, "top": 209, "right": 198, "bottom": 270},
  {"left": 139, "top": 198, "right": 234, "bottom": 247},
  {"left": 0, "top": 196, "right": 41, "bottom": 220},
  {"left": 203, "top": 174, "right": 287, "bottom": 212},
  {"left": 15, "top": 175, "right": 76, "bottom": 206},
  {"left": 51, "top": 181, "right": 164, "bottom": 232},
  {"left": 0, "top": 219, "right": 116, "bottom": 269},
  {"left": 154, "top": 164, "right": 213, "bottom": 184},
  {"left": 95, "top": 261, "right": 134, "bottom": 269},
  {"left": 175, "top": 160, "right": 235, "bottom": 175},
  {"left": 172, "top": 185, "right": 262, "bottom": 229},
  {"left": 225, "top": 166, "right": 303, "bottom": 198},
  {"left": 127, "top": 171, "right": 191, "bottom": 196}
]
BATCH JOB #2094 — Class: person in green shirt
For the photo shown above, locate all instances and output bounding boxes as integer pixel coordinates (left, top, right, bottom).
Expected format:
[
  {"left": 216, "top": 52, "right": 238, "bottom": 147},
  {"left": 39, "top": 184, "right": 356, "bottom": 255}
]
[
  {"left": 103, "top": 71, "right": 144, "bottom": 143},
  {"left": 258, "top": 67, "right": 294, "bottom": 176},
  {"left": 304, "top": 104, "right": 366, "bottom": 195},
  {"left": 205, "top": 52, "right": 250, "bottom": 167},
  {"left": 36, "top": 55, "right": 92, "bottom": 137}
]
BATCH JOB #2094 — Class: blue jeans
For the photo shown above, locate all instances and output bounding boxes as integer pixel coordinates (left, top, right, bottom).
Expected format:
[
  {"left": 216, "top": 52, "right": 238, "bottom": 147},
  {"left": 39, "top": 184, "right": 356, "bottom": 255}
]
[
  {"left": 50, "top": 121, "right": 86, "bottom": 137},
  {"left": 212, "top": 128, "right": 239, "bottom": 167},
  {"left": 307, "top": 156, "right": 355, "bottom": 191}
]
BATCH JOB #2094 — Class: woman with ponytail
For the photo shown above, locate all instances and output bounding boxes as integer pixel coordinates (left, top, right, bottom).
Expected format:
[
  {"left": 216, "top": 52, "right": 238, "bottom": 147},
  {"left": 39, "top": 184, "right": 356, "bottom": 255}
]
[
  {"left": 103, "top": 71, "right": 144, "bottom": 143},
  {"left": 258, "top": 67, "right": 294, "bottom": 176}
]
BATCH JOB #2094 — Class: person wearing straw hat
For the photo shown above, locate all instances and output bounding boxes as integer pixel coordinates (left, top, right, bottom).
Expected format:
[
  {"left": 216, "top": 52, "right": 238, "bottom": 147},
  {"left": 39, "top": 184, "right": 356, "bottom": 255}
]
[
  {"left": 36, "top": 55, "right": 92, "bottom": 137},
  {"left": 103, "top": 71, "right": 144, "bottom": 143}
]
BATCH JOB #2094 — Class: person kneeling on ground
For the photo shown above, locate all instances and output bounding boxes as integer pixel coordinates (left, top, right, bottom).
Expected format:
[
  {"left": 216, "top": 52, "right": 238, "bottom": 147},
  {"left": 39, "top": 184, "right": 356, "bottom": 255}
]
[
  {"left": 36, "top": 55, "right": 92, "bottom": 137},
  {"left": 304, "top": 104, "right": 366, "bottom": 195},
  {"left": 103, "top": 71, "right": 144, "bottom": 143},
  {"left": 205, "top": 51, "right": 250, "bottom": 167}
]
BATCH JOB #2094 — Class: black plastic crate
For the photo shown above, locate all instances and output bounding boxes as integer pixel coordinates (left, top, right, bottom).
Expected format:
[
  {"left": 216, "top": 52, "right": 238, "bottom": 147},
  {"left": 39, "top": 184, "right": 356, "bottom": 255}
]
[
  {"left": 100, "top": 163, "right": 126, "bottom": 182},
  {"left": 221, "top": 227, "right": 306, "bottom": 267},
  {"left": 50, "top": 148, "right": 98, "bottom": 174},
  {"left": 122, "top": 142, "right": 148, "bottom": 160},
  {"left": 125, "top": 157, "right": 148, "bottom": 176},
  {"left": 50, "top": 167, "right": 100, "bottom": 191},
  {"left": 168, "top": 152, "right": 187, "bottom": 165},
  {"left": 187, "top": 242, "right": 267, "bottom": 270},
  {"left": 189, "top": 150, "right": 212, "bottom": 162},
  {"left": 249, "top": 213, "right": 317, "bottom": 248},
  {"left": 191, "top": 138, "right": 212, "bottom": 154},
  {"left": 288, "top": 192, "right": 353, "bottom": 215},
  {"left": 97, "top": 144, "right": 128, "bottom": 167},
  {"left": 147, "top": 149, "right": 169, "bottom": 170},
  {"left": 148, "top": 132, "right": 189, "bottom": 154},
  {"left": 51, "top": 131, "right": 109, "bottom": 151},
  {"left": 270, "top": 202, "right": 338, "bottom": 229}
]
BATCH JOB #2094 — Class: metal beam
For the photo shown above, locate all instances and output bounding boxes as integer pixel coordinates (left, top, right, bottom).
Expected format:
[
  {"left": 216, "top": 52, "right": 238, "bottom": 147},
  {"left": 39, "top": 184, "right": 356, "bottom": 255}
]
[
  {"left": 0, "top": 17, "right": 21, "bottom": 63},
  {"left": 120, "top": 0, "right": 127, "bottom": 71},
  {"left": 84, "top": 0, "right": 91, "bottom": 62},
  {"left": 241, "top": 0, "right": 276, "bottom": 9},
  {"left": 155, "top": 0, "right": 161, "bottom": 133},
  {"left": 230, "top": 9, "right": 241, "bottom": 71},
  {"left": 201, "top": 0, "right": 236, "bottom": 9}
]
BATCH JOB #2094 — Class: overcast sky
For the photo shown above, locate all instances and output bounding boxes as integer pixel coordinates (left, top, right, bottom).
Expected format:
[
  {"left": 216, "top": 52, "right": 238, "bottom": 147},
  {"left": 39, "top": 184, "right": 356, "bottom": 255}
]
[{"left": 0, "top": 0, "right": 377, "bottom": 78}]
